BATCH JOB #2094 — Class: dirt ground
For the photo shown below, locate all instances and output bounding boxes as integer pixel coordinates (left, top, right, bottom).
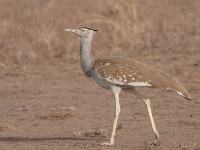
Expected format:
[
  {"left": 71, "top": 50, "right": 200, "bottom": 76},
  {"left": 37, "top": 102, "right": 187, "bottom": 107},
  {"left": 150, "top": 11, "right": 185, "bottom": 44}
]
[
  {"left": 0, "top": 57, "right": 199, "bottom": 150},
  {"left": 0, "top": 0, "right": 200, "bottom": 150}
]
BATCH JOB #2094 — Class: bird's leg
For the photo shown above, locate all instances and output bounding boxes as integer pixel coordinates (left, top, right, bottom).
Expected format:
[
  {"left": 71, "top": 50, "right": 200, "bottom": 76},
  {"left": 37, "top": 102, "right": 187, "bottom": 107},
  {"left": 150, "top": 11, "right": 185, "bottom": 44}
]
[
  {"left": 101, "top": 87, "right": 121, "bottom": 146},
  {"left": 143, "top": 98, "right": 159, "bottom": 143},
  {"left": 131, "top": 89, "right": 159, "bottom": 143}
]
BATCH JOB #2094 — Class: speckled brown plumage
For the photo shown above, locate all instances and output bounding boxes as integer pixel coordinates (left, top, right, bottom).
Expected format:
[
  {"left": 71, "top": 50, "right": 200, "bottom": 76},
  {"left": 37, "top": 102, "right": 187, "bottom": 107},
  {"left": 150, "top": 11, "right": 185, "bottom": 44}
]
[{"left": 93, "top": 56, "right": 191, "bottom": 100}]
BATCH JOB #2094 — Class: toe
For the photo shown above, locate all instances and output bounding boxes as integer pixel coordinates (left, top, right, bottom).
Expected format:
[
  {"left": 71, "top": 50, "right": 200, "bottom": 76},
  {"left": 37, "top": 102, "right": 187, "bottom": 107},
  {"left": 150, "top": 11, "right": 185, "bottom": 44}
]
[{"left": 101, "top": 142, "right": 114, "bottom": 146}]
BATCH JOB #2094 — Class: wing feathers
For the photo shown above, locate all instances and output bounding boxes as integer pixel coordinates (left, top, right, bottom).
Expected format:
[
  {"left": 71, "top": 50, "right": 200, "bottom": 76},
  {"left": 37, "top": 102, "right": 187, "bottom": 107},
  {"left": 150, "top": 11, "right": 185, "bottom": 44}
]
[{"left": 93, "top": 57, "right": 191, "bottom": 100}]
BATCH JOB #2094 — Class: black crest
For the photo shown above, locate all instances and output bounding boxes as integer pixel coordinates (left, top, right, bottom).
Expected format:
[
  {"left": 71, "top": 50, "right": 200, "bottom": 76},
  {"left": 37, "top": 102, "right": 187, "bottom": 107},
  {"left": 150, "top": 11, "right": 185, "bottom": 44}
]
[{"left": 82, "top": 27, "right": 98, "bottom": 31}]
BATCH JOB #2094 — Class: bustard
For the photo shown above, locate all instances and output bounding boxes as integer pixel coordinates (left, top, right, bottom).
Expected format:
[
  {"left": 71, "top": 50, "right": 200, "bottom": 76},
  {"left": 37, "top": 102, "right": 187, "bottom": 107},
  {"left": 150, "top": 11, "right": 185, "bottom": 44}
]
[{"left": 65, "top": 27, "right": 191, "bottom": 146}]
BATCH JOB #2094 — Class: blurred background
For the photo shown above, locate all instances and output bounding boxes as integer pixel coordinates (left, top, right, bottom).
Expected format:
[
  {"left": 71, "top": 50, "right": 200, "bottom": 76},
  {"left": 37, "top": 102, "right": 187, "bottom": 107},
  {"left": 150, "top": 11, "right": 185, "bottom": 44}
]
[{"left": 0, "top": 0, "right": 199, "bottom": 67}]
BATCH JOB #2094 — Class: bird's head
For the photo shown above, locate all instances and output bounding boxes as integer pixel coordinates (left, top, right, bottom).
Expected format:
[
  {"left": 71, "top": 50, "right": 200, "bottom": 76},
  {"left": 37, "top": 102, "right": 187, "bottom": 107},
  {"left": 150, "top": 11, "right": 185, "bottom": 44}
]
[{"left": 65, "top": 27, "right": 98, "bottom": 39}]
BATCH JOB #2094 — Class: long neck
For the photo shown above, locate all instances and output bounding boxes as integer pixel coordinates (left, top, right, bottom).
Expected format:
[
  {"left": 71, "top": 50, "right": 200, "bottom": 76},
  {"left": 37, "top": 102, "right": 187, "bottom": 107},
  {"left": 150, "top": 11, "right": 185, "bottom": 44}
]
[{"left": 80, "top": 37, "right": 93, "bottom": 76}]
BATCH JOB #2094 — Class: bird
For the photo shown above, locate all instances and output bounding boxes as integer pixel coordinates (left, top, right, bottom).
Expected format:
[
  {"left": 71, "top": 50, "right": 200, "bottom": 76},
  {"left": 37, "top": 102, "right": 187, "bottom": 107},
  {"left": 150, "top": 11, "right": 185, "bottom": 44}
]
[{"left": 65, "top": 27, "right": 191, "bottom": 146}]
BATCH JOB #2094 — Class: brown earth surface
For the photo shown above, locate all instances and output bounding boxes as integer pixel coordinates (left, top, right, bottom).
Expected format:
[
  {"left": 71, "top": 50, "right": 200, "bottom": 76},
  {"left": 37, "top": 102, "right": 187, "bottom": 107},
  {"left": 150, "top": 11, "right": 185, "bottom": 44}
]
[{"left": 0, "top": 0, "right": 200, "bottom": 150}]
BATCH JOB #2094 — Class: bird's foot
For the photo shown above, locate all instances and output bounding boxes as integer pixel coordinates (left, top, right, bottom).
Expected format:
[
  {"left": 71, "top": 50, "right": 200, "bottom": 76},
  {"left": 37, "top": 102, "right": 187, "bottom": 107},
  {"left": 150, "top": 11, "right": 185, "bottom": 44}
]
[
  {"left": 146, "top": 139, "right": 160, "bottom": 146},
  {"left": 152, "top": 132, "right": 159, "bottom": 145},
  {"left": 101, "top": 141, "right": 114, "bottom": 146},
  {"left": 152, "top": 139, "right": 159, "bottom": 145}
]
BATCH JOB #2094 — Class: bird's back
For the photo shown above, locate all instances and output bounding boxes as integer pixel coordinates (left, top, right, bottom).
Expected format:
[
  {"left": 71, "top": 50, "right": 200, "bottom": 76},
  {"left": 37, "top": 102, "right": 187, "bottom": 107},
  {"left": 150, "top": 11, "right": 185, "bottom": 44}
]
[{"left": 93, "top": 56, "right": 191, "bottom": 100}]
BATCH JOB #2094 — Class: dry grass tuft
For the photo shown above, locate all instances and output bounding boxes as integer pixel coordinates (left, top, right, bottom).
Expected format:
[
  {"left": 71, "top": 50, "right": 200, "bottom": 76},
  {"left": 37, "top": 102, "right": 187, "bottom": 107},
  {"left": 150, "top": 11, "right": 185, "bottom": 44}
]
[
  {"left": 35, "top": 106, "right": 75, "bottom": 120},
  {"left": 49, "top": 106, "right": 76, "bottom": 111},
  {"left": 72, "top": 129, "right": 108, "bottom": 138},
  {"left": 178, "top": 120, "right": 200, "bottom": 127},
  {"left": 0, "top": 124, "right": 16, "bottom": 131},
  {"left": 36, "top": 111, "right": 72, "bottom": 120}
]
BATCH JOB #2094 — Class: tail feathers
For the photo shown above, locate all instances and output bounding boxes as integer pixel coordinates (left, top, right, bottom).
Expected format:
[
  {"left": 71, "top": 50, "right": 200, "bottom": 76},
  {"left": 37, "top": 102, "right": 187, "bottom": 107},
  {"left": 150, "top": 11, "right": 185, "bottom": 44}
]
[
  {"left": 166, "top": 78, "right": 191, "bottom": 100},
  {"left": 167, "top": 89, "right": 191, "bottom": 100},
  {"left": 175, "top": 90, "right": 191, "bottom": 100}
]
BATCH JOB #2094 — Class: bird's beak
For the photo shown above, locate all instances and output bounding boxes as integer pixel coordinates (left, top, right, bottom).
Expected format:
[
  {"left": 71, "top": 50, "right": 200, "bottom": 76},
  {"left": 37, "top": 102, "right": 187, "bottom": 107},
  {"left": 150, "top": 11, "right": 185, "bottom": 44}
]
[{"left": 65, "top": 29, "right": 77, "bottom": 33}]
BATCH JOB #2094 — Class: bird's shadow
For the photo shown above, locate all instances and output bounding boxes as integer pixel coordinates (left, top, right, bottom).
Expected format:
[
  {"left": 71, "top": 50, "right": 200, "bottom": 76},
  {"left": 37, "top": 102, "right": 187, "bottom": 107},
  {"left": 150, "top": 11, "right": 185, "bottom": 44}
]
[{"left": 0, "top": 136, "right": 105, "bottom": 142}]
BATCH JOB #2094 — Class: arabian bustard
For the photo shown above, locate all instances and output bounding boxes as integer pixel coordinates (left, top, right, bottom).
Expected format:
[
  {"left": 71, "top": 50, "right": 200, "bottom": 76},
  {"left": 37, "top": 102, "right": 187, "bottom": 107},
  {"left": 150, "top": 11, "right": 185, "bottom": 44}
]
[{"left": 65, "top": 27, "right": 191, "bottom": 146}]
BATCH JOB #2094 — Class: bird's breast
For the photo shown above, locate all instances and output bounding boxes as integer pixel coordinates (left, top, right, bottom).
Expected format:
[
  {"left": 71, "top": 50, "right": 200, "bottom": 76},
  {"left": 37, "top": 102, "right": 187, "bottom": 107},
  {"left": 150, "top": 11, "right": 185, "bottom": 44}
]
[{"left": 90, "top": 71, "right": 112, "bottom": 90}]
